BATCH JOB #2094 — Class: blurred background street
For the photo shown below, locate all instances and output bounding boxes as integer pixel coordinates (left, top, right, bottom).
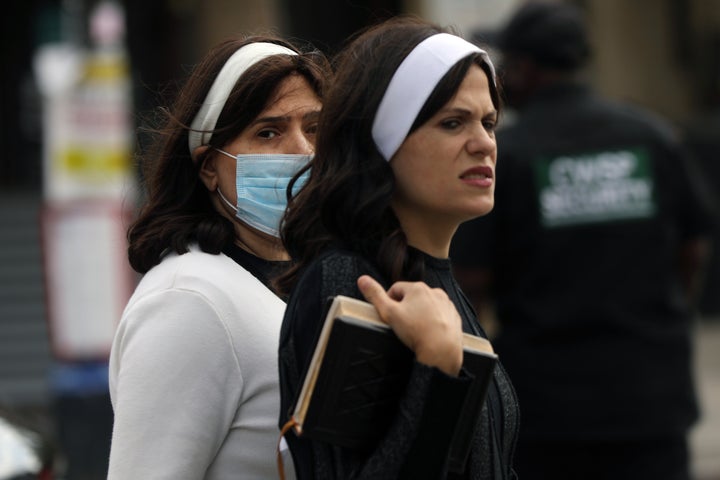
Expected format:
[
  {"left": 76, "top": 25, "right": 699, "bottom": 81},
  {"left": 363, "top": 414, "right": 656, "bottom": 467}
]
[{"left": 1, "top": 0, "right": 719, "bottom": 478}]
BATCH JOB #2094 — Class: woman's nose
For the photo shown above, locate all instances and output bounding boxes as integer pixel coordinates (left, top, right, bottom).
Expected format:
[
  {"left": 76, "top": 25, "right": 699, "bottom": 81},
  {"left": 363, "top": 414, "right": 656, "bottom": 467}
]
[
  {"left": 466, "top": 124, "right": 495, "bottom": 157},
  {"left": 283, "top": 127, "right": 314, "bottom": 155}
]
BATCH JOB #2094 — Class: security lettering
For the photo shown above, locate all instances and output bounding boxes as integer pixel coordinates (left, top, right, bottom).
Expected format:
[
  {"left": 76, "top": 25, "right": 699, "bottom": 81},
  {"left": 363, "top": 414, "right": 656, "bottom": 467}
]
[{"left": 534, "top": 149, "right": 656, "bottom": 227}]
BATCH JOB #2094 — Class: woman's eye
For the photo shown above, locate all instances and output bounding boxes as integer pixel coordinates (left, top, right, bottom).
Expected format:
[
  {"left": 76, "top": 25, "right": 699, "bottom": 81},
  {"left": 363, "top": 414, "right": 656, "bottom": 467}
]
[
  {"left": 440, "top": 119, "right": 461, "bottom": 130},
  {"left": 305, "top": 123, "right": 318, "bottom": 135},
  {"left": 258, "top": 129, "right": 279, "bottom": 139},
  {"left": 483, "top": 120, "right": 497, "bottom": 132}
]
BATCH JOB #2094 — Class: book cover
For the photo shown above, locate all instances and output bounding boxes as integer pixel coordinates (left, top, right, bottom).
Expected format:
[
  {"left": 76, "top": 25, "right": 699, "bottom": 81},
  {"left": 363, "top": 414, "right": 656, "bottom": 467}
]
[{"left": 290, "top": 295, "right": 497, "bottom": 471}]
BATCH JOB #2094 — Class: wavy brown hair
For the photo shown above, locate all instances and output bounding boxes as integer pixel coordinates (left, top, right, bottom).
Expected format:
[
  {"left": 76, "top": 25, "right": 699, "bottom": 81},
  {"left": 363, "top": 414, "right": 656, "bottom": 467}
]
[
  {"left": 127, "top": 36, "right": 331, "bottom": 274},
  {"left": 277, "top": 16, "right": 499, "bottom": 294}
]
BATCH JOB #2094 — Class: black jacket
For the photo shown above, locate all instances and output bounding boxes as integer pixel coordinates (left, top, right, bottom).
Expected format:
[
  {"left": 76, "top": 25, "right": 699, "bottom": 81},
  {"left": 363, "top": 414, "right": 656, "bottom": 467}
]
[{"left": 278, "top": 249, "right": 519, "bottom": 479}]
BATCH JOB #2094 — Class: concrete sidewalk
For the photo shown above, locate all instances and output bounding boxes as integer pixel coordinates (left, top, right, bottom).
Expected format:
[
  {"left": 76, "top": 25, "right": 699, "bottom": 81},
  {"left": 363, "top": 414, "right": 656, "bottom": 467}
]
[{"left": 691, "top": 318, "right": 720, "bottom": 480}]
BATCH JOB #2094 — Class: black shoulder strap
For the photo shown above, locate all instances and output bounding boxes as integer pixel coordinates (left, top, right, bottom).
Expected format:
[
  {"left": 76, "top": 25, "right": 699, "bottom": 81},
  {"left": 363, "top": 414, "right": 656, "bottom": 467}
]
[
  {"left": 320, "top": 254, "right": 360, "bottom": 303},
  {"left": 319, "top": 251, "right": 389, "bottom": 301}
]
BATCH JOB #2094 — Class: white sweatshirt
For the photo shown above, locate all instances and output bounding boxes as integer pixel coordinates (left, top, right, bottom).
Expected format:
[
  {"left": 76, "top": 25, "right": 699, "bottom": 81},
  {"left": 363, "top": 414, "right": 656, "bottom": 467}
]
[{"left": 108, "top": 246, "right": 293, "bottom": 479}]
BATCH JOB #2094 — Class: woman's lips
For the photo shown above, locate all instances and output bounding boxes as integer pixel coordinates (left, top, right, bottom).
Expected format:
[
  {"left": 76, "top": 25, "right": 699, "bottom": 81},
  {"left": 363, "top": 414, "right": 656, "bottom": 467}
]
[{"left": 460, "top": 166, "right": 494, "bottom": 187}]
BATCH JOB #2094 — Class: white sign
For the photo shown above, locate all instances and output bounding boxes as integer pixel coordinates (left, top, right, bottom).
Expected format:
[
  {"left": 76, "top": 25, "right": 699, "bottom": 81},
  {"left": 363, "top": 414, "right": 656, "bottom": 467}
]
[{"left": 42, "top": 202, "right": 135, "bottom": 360}]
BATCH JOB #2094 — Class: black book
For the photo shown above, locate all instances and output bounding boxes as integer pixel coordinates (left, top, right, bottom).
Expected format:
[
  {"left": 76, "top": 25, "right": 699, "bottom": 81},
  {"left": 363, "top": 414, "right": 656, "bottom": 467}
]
[{"left": 288, "top": 295, "right": 498, "bottom": 473}]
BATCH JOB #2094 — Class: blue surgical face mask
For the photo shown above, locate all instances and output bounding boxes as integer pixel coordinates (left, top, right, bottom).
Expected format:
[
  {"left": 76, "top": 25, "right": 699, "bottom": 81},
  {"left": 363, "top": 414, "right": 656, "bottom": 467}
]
[{"left": 215, "top": 149, "right": 311, "bottom": 238}]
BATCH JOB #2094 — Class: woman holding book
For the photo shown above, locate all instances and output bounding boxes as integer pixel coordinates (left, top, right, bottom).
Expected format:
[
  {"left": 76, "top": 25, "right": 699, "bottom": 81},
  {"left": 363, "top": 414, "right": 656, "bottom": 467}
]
[
  {"left": 277, "top": 16, "right": 519, "bottom": 480},
  {"left": 108, "top": 36, "right": 330, "bottom": 479}
]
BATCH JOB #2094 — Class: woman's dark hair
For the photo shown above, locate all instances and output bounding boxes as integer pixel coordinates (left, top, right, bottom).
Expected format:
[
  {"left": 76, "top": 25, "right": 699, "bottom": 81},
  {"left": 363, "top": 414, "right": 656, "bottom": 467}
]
[
  {"left": 277, "top": 16, "right": 499, "bottom": 294},
  {"left": 127, "top": 36, "right": 332, "bottom": 274}
]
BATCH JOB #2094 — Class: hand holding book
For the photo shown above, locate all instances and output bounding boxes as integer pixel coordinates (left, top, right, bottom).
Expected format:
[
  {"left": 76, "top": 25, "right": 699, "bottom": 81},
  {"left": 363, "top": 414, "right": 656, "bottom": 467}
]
[
  {"left": 283, "top": 278, "right": 498, "bottom": 474},
  {"left": 357, "top": 274, "right": 464, "bottom": 376}
]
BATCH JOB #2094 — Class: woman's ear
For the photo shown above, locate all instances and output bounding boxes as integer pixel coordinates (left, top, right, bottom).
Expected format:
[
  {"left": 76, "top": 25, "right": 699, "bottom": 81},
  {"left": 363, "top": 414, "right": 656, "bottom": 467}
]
[{"left": 196, "top": 146, "right": 218, "bottom": 191}]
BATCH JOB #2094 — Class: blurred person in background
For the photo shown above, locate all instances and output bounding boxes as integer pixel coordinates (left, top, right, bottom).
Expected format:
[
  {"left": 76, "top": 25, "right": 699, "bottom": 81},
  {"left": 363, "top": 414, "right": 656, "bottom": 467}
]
[
  {"left": 107, "top": 35, "right": 330, "bottom": 479},
  {"left": 451, "top": 2, "right": 715, "bottom": 479}
]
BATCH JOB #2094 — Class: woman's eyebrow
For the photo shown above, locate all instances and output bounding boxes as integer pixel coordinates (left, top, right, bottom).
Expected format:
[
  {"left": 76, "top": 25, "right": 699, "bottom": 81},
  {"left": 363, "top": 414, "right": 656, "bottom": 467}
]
[
  {"left": 303, "top": 110, "right": 320, "bottom": 121},
  {"left": 251, "top": 110, "right": 320, "bottom": 126},
  {"left": 442, "top": 107, "right": 472, "bottom": 115},
  {"left": 252, "top": 115, "right": 289, "bottom": 125}
]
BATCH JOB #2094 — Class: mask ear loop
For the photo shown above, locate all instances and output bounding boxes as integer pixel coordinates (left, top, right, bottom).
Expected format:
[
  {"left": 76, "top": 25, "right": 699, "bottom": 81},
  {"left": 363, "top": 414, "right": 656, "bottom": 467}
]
[
  {"left": 216, "top": 188, "right": 238, "bottom": 214},
  {"left": 211, "top": 148, "right": 240, "bottom": 214},
  {"left": 214, "top": 148, "right": 236, "bottom": 159}
]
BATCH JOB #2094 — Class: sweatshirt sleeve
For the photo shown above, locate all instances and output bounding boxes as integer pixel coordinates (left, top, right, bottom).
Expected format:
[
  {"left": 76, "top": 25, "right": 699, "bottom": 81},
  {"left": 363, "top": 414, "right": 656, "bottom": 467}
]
[{"left": 108, "top": 288, "right": 242, "bottom": 480}]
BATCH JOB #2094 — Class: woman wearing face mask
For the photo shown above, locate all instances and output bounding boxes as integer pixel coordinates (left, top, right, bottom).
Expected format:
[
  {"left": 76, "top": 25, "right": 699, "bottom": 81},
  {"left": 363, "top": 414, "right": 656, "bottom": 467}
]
[
  {"left": 276, "top": 17, "right": 518, "bottom": 479},
  {"left": 107, "top": 36, "right": 330, "bottom": 479}
]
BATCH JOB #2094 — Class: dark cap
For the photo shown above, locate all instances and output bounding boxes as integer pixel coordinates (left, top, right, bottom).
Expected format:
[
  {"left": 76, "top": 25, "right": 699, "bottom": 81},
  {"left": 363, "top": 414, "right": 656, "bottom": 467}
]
[{"left": 496, "top": 1, "right": 591, "bottom": 69}]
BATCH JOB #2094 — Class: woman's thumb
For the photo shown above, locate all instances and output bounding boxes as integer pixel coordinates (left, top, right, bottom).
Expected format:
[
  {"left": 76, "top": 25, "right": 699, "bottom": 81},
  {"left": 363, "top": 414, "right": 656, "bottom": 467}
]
[{"left": 357, "top": 275, "right": 389, "bottom": 310}]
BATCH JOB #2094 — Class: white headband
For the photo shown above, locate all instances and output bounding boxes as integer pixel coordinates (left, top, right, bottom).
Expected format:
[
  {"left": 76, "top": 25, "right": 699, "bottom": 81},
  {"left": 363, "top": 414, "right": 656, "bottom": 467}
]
[
  {"left": 371, "top": 33, "right": 495, "bottom": 161},
  {"left": 188, "top": 42, "right": 297, "bottom": 153}
]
